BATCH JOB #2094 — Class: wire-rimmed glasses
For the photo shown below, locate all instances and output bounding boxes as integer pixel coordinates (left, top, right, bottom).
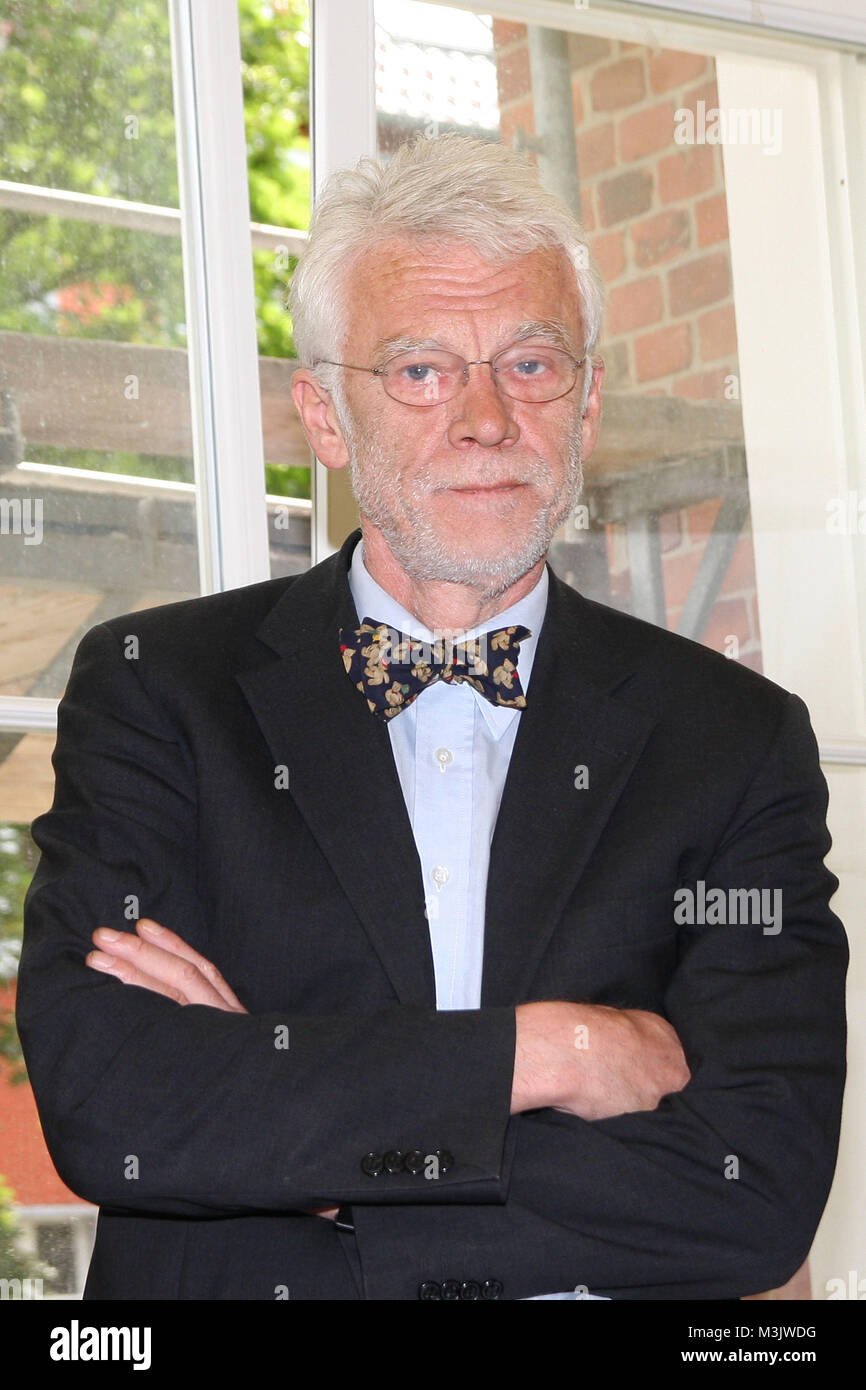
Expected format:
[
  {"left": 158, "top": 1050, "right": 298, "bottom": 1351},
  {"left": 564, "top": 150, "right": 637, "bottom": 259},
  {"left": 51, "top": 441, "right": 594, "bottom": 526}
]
[{"left": 315, "top": 343, "right": 587, "bottom": 405}]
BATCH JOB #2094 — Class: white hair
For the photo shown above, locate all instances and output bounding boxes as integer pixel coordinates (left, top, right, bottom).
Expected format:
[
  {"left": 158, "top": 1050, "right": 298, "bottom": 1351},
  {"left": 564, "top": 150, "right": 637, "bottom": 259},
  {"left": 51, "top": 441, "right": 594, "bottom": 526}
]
[{"left": 288, "top": 132, "right": 604, "bottom": 419}]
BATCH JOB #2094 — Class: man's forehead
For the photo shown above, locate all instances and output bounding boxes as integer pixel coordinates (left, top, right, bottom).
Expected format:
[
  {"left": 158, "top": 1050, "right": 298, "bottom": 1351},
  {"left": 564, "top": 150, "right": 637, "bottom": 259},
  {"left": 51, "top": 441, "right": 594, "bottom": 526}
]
[
  {"left": 351, "top": 233, "right": 570, "bottom": 286},
  {"left": 345, "top": 235, "right": 582, "bottom": 345}
]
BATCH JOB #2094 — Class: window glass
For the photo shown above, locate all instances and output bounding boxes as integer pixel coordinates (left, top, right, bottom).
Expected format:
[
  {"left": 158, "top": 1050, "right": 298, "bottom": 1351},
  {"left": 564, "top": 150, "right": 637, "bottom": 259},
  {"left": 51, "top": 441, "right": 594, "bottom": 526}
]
[
  {"left": 36, "top": 1222, "right": 76, "bottom": 1295},
  {"left": 0, "top": 0, "right": 198, "bottom": 701}
]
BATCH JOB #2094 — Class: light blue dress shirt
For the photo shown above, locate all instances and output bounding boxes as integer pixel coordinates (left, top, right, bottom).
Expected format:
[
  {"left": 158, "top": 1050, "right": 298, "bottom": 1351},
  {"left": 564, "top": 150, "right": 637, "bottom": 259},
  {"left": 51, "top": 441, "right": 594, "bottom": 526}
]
[
  {"left": 347, "top": 537, "right": 607, "bottom": 1302},
  {"left": 348, "top": 535, "right": 548, "bottom": 1012}
]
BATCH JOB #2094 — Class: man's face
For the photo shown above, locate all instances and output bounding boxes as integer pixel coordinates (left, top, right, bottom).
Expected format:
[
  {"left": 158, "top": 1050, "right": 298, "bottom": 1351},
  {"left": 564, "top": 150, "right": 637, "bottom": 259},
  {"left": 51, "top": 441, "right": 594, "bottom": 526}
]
[{"left": 308, "top": 236, "right": 601, "bottom": 600}]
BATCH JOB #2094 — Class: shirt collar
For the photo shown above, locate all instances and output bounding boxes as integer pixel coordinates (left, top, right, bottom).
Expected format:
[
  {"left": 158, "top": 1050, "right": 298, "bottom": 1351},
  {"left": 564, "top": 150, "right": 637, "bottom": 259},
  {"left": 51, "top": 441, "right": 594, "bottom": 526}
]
[{"left": 347, "top": 534, "right": 549, "bottom": 738}]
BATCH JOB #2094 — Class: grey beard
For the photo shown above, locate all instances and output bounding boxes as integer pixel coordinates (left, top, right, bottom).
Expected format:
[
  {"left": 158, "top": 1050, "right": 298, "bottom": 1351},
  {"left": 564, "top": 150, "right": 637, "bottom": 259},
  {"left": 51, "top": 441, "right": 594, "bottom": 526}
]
[{"left": 337, "top": 392, "right": 584, "bottom": 604}]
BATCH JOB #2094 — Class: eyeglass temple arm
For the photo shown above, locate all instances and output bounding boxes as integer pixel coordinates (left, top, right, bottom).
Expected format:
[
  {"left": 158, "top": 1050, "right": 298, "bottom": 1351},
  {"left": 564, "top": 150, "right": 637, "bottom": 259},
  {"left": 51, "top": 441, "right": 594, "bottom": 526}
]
[{"left": 313, "top": 359, "right": 383, "bottom": 375}]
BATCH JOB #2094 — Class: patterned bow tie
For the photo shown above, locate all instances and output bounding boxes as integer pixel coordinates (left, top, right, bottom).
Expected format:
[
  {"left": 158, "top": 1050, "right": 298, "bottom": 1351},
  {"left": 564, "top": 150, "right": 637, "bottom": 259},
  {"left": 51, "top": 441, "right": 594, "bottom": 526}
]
[{"left": 340, "top": 616, "right": 531, "bottom": 721}]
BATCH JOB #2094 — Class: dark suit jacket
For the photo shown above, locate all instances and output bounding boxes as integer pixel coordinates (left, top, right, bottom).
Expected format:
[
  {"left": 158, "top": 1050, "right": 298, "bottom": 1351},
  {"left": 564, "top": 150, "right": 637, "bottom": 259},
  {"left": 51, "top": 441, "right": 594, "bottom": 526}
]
[{"left": 16, "top": 526, "right": 848, "bottom": 1300}]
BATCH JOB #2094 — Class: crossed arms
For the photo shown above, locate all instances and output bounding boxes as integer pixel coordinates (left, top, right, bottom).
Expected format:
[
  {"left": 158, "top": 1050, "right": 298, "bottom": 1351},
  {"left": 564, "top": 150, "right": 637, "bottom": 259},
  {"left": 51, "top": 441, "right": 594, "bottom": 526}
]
[
  {"left": 85, "top": 917, "right": 692, "bottom": 1223},
  {"left": 86, "top": 920, "right": 692, "bottom": 1120}
]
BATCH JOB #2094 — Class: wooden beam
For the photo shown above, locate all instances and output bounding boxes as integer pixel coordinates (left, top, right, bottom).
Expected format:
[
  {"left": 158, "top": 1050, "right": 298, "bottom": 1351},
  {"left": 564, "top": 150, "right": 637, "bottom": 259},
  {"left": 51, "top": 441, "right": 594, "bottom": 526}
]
[{"left": 0, "top": 331, "right": 311, "bottom": 467}]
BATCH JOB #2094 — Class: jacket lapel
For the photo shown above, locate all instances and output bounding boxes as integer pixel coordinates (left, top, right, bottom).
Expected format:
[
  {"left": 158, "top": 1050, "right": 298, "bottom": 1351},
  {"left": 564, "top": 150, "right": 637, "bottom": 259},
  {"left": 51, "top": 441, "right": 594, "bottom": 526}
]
[
  {"left": 235, "top": 529, "right": 437, "bottom": 1007},
  {"left": 481, "top": 574, "right": 659, "bottom": 1005}
]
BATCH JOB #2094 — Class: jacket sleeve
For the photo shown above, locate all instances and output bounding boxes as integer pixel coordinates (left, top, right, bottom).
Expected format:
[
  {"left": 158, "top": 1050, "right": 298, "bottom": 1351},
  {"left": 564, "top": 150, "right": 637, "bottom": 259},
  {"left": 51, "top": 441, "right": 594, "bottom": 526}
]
[
  {"left": 348, "top": 692, "right": 849, "bottom": 1299},
  {"left": 16, "top": 621, "right": 517, "bottom": 1216}
]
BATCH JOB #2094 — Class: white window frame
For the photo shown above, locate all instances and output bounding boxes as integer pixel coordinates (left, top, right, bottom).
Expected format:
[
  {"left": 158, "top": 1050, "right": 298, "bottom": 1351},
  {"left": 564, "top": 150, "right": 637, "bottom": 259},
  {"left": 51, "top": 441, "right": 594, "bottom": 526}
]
[
  {"left": 309, "top": 0, "right": 377, "bottom": 562},
  {"left": 616, "top": 0, "right": 866, "bottom": 48},
  {"left": 169, "top": 0, "right": 270, "bottom": 596}
]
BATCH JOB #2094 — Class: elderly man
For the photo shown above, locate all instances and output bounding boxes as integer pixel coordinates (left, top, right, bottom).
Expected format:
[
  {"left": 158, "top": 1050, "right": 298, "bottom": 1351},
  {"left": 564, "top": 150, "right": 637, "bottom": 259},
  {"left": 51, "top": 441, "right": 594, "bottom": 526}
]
[{"left": 17, "top": 133, "right": 846, "bottom": 1301}]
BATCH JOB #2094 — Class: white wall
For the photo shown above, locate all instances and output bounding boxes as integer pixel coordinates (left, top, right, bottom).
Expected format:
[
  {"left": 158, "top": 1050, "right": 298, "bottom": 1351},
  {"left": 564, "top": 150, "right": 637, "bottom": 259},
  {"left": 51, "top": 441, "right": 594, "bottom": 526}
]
[{"left": 718, "top": 47, "right": 866, "bottom": 1297}]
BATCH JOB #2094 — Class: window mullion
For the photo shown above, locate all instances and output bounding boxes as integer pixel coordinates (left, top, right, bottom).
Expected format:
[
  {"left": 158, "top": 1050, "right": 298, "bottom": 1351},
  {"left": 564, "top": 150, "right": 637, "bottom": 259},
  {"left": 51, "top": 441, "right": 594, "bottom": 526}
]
[
  {"left": 309, "top": 0, "right": 377, "bottom": 562},
  {"left": 169, "top": 0, "right": 270, "bottom": 594}
]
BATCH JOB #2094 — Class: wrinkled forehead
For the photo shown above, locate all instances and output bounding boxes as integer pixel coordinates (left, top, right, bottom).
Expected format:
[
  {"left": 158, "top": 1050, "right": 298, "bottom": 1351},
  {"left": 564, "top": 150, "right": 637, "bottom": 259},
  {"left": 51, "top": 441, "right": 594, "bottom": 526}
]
[{"left": 342, "top": 233, "right": 583, "bottom": 351}]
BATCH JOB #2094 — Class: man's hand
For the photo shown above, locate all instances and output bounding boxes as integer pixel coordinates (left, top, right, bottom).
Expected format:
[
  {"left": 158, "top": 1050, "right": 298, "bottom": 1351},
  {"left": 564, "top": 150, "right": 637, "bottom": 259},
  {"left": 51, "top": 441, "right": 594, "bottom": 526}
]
[
  {"left": 85, "top": 919, "right": 339, "bottom": 1220},
  {"left": 87, "top": 919, "right": 247, "bottom": 1012},
  {"left": 511, "top": 1001, "right": 691, "bottom": 1120}
]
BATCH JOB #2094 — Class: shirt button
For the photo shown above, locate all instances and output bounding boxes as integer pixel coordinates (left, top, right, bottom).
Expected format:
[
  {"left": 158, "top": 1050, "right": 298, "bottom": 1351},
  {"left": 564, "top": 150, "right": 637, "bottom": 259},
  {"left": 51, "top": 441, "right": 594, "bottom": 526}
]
[
  {"left": 431, "top": 864, "right": 450, "bottom": 890},
  {"left": 434, "top": 747, "right": 453, "bottom": 771}
]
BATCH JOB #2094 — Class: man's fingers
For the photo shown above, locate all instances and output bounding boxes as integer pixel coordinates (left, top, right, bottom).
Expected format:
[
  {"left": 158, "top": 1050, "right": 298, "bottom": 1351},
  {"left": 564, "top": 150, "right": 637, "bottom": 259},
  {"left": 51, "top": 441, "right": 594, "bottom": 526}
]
[
  {"left": 87, "top": 949, "right": 195, "bottom": 1007},
  {"left": 134, "top": 919, "right": 245, "bottom": 1010},
  {"left": 87, "top": 927, "right": 245, "bottom": 1012}
]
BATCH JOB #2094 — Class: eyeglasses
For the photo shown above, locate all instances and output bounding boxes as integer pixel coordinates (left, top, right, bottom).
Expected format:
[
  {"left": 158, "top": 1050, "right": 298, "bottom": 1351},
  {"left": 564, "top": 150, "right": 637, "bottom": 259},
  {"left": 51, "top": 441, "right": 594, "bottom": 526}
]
[{"left": 314, "top": 344, "right": 587, "bottom": 406}]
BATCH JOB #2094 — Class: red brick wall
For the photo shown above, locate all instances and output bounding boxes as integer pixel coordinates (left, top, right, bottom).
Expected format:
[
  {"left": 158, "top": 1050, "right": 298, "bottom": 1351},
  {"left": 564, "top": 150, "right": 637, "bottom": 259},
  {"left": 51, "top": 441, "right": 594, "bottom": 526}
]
[
  {"left": 496, "top": 29, "right": 738, "bottom": 397},
  {"left": 0, "top": 984, "right": 82, "bottom": 1207}
]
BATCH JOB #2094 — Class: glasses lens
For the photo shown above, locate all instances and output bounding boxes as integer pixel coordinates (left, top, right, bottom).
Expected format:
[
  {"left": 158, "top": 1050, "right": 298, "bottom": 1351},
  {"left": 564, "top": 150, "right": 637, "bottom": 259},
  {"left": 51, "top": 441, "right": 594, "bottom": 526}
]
[
  {"left": 493, "top": 346, "right": 578, "bottom": 402},
  {"left": 381, "top": 350, "right": 463, "bottom": 404}
]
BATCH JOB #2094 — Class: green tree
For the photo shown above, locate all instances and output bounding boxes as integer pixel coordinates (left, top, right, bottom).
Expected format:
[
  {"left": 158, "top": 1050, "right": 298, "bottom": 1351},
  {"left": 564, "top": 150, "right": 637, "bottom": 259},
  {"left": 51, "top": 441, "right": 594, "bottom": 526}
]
[
  {"left": 0, "top": 0, "right": 184, "bottom": 344},
  {"left": 239, "top": 0, "right": 310, "bottom": 360}
]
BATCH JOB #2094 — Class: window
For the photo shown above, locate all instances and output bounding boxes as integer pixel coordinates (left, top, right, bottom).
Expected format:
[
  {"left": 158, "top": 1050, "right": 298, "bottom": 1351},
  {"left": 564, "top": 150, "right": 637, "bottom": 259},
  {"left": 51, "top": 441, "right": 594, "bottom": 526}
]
[
  {"left": 0, "top": 0, "right": 311, "bottom": 1295},
  {"left": 1, "top": 0, "right": 862, "bottom": 1303}
]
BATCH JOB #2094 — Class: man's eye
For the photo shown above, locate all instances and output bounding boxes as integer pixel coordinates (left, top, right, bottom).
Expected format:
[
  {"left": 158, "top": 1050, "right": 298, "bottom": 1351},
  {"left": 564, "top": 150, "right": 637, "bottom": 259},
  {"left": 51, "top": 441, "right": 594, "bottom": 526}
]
[
  {"left": 512, "top": 358, "right": 547, "bottom": 376},
  {"left": 401, "top": 363, "right": 438, "bottom": 382}
]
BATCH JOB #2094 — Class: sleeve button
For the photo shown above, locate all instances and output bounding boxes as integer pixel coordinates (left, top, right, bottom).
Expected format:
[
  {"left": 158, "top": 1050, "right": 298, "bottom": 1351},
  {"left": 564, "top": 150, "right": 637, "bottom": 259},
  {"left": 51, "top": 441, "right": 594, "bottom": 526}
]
[
  {"left": 481, "top": 1278, "right": 503, "bottom": 1300},
  {"left": 383, "top": 1149, "right": 404, "bottom": 1174},
  {"left": 360, "top": 1152, "right": 383, "bottom": 1176},
  {"left": 418, "top": 1281, "right": 441, "bottom": 1300}
]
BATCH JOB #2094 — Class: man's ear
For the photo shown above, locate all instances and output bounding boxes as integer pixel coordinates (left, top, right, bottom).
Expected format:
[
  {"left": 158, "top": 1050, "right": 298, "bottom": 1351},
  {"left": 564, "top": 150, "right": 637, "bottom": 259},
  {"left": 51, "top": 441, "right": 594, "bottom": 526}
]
[
  {"left": 290, "top": 369, "right": 351, "bottom": 470},
  {"left": 580, "top": 355, "right": 605, "bottom": 464}
]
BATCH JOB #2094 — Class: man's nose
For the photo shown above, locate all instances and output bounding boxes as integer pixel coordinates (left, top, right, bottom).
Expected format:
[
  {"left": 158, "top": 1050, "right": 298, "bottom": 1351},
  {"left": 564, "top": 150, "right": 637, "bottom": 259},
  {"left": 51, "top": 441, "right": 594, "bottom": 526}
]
[{"left": 446, "top": 361, "right": 519, "bottom": 448}]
